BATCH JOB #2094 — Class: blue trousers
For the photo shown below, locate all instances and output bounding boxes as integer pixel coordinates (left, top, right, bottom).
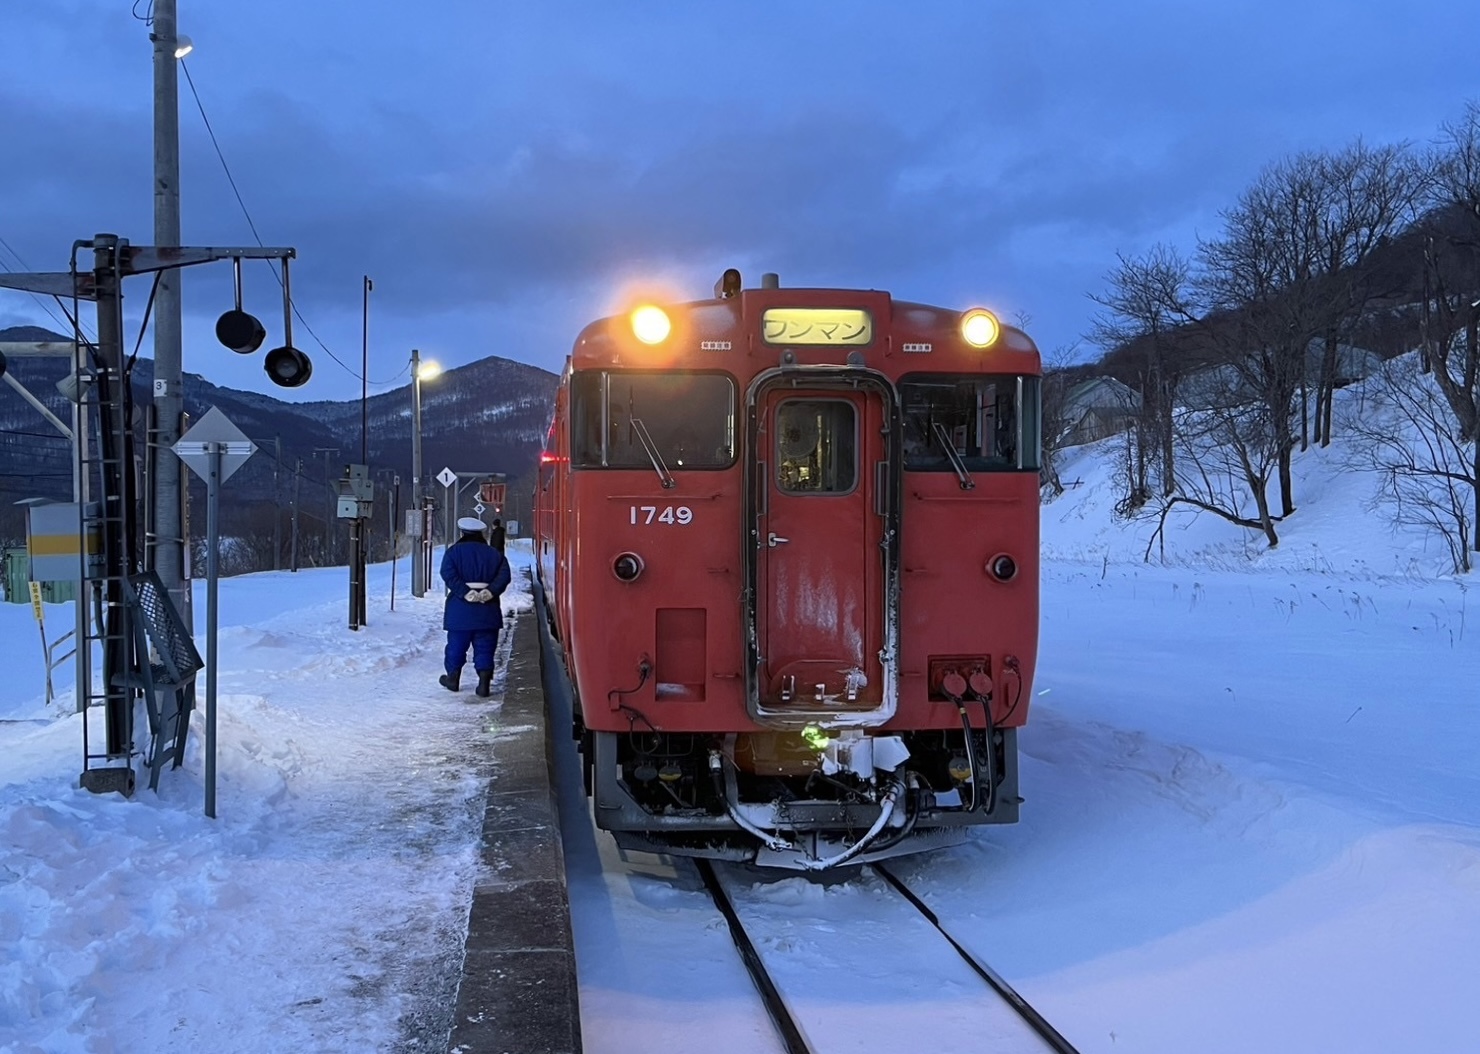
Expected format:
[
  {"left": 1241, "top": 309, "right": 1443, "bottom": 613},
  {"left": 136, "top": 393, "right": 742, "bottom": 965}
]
[{"left": 445, "top": 628, "right": 498, "bottom": 675}]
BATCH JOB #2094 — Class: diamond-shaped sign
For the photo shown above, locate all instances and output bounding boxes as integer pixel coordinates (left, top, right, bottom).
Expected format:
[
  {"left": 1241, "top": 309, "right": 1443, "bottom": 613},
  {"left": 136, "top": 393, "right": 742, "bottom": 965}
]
[
  {"left": 473, "top": 502, "right": 486, "bottom": 515},
  {"left": 174, "top": 406, "right": 256, "bottom": 483},
  {"left": 436, "top": 466, "right": 457, "bottom": 489}
]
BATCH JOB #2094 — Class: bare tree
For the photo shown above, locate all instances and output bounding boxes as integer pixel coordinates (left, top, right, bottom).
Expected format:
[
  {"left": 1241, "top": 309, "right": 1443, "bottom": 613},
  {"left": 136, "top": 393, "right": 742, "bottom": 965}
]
[
  {"left": 1417, "top": 101, "right": 1480, "bottom": 555},
  {"left": 1347, "top": 355, "right": 1474, "bottom": 573},
  {"left": 1196, "top": 154, "right": 1333, "bottom": 518},
  {"left": 1038, "top": 347, "right": 1079, "bottom": 500},
  {"left": 1088, "top": 245, "right": 1196, "bottom": 507},
  {"left": 1309, "top": 141, "right": 1428, "bottom": 446},
  {"left": 1146, "top": 365, "right": 1283, "bottom": 558}
]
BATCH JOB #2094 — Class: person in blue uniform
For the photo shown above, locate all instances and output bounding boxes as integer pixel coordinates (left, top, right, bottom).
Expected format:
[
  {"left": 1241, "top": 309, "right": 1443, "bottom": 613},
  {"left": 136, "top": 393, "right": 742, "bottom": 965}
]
[{"left": 439, "top": 516, "right": 512, "bottom": 697}]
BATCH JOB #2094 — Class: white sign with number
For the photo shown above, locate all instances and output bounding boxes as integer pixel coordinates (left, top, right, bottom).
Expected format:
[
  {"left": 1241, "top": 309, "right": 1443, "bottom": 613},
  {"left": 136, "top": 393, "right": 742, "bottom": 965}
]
[
  {"left": 630, "top": 505, "right": 693, "bottom": 525},
  {"left": 436, "top": 467, "right": 457, "bottom": 489}
]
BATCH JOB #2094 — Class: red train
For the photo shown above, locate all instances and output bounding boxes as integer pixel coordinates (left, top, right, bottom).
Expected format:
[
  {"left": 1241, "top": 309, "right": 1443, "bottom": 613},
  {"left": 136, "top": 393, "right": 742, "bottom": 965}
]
[{"left": 535, "top": 270, "right": 1041, "bottom": 870}]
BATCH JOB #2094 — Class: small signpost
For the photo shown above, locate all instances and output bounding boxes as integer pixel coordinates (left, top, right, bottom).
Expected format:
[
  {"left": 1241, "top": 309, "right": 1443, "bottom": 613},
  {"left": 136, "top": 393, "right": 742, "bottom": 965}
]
[
  {"left": 437, "top": 466, "right": 459, "bottom": 544},
  {"left": 27, "top": 580, "right": 57, "bottom": 708},
  {"left": 173, "top": 407, "right": 256, "bottom": 818}
]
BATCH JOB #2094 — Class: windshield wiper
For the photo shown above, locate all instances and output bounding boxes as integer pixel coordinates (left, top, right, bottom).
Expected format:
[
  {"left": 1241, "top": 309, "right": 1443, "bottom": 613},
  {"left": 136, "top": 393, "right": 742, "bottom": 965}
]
[
  {"left": 931, "top": 422, "right": 975, "bottom": 490},
  {"left": 631, "top": 417, "right": 676, "bottom": 489}
]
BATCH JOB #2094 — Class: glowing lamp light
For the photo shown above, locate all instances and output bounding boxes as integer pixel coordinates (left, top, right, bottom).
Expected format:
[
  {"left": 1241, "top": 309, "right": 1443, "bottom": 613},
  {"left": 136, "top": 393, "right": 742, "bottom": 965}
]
[
  {"left": 630, "top": 305, "right": 671, "bottom": 345},
  {"left": 801, "top": 725, "right": 829, "bottom": 751},
  {"left": 416, "top": 360, "right": 442, "bottom": 381},
  {"left": 173, "top": 34, "right": 194, "bottom": 59},
  {"left": 960, "top": 309, "right": 1001, "bottom": 348}
]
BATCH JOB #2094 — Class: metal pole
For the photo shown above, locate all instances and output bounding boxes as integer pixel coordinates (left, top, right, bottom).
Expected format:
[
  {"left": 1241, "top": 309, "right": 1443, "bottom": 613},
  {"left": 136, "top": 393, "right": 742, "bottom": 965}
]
[
  {"left": 151, "top": 0, "right": 188, "bottom": 626},
  {"left": 324, "top": 451, "right": 332, "bottom": 564},
  {"left": 204, "top": 441, "right": 220, "bottom": 818},
  {"left": 362, "top": 276, "right": 371, "bottom": 464},
  {"left": 291, "top": 458, "right": 301, "bottom": 572},
  {"left": 348, "top": 519, "right": 361, "bottom": 631},
  {"left": 272, "top": 435, "right": 282, "bottom": 570},
  {"left": 390, "top": 475, "right": 399, "bottom": 611},
  {"left": 411, "top": 349, "right": 425, "bottom": 596},
  {"left": 422, "top": 499, "right": 433, "bottom": 595},
  {"left": 444, "top": 481, "right": 454, "bottom": 553},
  {"left": 94, "top": 238, "right": 132, "bottom": 759}
]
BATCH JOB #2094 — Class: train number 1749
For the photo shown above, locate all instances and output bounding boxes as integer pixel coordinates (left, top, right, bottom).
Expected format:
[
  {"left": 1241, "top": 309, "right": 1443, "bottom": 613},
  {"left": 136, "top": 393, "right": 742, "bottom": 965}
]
[{"left": 630, "top": 505, "right": 694, "bottom": 525}]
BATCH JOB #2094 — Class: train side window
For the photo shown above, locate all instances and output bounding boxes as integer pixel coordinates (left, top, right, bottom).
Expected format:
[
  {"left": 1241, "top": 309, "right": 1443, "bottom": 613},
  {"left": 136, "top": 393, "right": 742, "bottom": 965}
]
[
  {"left": 899, "top": 373, "right": 1041, "bottom": 472},
  {"left": 570, "top": 370, "right": 736, "bottom": 470},
  {"left": 774, "top": 399, "right": 856, "bottom": 494}
]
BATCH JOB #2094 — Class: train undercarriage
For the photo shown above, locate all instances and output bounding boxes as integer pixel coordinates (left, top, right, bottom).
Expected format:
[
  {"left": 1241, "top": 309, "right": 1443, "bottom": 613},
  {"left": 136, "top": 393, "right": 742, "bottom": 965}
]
[{"left": 579, "top": 723, "right": 1020, "bottom": 870}]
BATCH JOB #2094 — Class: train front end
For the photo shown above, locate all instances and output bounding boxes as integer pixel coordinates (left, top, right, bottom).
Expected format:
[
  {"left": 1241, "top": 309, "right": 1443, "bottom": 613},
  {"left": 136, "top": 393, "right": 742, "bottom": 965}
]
[{"left": 539, "top": 272, "right": 1041, "bottom": 870}]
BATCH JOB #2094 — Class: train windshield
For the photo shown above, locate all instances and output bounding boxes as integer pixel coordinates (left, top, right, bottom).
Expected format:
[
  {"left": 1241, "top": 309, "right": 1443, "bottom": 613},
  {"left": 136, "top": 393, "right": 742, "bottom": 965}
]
[
  {"left": 571, "top": 370, "right": 737, "bottom": 470},
  {"left": 900, "top": 374, "right": 1041, "bottom": 472}
]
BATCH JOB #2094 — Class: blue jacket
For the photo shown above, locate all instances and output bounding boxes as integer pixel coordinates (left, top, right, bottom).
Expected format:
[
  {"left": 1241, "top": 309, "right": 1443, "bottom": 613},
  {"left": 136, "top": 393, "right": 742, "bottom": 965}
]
[{"left": 441, "top": 538, "right": 512, "bottom": 631}]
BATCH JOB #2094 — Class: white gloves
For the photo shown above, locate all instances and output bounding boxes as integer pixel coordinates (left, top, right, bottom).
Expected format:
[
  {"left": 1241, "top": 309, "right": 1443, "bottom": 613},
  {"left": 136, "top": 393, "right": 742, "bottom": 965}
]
[{"left": 463, "top": 581, "right": 494, "bottom": 604}]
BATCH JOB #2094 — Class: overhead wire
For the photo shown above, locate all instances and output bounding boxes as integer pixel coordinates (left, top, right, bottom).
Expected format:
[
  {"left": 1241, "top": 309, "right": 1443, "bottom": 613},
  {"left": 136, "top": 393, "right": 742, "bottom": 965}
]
[
  {"left": 0, "top": 233, "right": 97, "bottom": 342},
  {"left": 179, "top": 58, "right": 407, "bottom": 387}
]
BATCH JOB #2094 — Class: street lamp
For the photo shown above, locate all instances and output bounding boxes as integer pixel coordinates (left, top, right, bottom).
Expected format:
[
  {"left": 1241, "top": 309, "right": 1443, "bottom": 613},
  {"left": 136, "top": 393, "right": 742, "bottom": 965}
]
[{"left": 410, "top": 349, "right": 441, "bottom": 596}]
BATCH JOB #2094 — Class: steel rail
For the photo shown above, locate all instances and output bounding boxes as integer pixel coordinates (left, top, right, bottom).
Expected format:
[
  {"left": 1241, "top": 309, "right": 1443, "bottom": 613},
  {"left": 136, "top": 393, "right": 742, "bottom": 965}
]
[
  {"left": 695, "top": 859, "right": 814, "bottom": 1054},
  {"left": 874, "top": 864, "right": 1084, "bottom": 1054}
]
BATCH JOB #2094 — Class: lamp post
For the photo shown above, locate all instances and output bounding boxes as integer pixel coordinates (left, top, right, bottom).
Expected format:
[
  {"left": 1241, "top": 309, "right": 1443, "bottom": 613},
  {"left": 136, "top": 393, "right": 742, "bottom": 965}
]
[
  {"left": 151, "top": 0, "right": 190, "bottom": 624},
  {"left": 410, "top": 349, "right": 441, "bottom": 596}
]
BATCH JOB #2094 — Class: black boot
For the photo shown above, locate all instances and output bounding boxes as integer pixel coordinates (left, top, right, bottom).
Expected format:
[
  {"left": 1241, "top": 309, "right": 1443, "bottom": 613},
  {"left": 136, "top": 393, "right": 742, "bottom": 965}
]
[
  {"left": 475, "top": 670, "right": 493, "bottom": 697},
  {"left": 439, "top": 671, "right": 460, "bottom": 692}
]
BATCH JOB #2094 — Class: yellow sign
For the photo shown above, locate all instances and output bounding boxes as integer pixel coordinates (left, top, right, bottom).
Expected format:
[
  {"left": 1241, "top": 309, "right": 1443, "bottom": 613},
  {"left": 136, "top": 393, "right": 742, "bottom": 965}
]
[
  {"left": 761, "top": 307, "right": 872, "bottom": 346},
  {"left": 28, "top": 581, "right": 43, "bottom": 623}
]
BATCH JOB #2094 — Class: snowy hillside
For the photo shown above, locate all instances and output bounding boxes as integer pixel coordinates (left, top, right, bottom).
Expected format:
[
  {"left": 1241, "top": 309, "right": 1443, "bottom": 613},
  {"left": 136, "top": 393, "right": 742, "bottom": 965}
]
[{"left": 1043, "top": 352, "right": 1477, "bottom": 579}]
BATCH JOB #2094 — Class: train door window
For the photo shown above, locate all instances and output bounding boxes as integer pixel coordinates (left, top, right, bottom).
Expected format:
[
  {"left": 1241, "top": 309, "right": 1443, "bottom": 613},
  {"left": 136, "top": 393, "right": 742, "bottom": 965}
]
[
  {"left": 570, "top": 370, "right": 736, "bottom": 469},
  {"left": 774, "top": 399, "right": 856, "bottom": 494},
  {"left": 900, "top": 374, "right": 1040, "bottom": 472}
]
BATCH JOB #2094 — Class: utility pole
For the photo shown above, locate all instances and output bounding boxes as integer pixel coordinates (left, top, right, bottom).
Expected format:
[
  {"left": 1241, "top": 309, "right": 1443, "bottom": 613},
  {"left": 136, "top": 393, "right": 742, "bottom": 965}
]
[
  {"left": 411, "top": 348, "right": 425, "bottom": 595},
  {"left": 315, "top": 447, "right": 339, "bottom": 564},
  {"left": 291, "top": 457, "right": 301, "bottom": 572},
  {"left": 272, "top": 434, "right": 282, "bottom": 571},
  {"left": 151, "top": 0, "right": 188, "bottom": 624},
  {"left": 411, "top": 348, "right": 424, "bottom": 519},
  {"left": 362, "top": 276, "right": 372, "bottom": 464}
]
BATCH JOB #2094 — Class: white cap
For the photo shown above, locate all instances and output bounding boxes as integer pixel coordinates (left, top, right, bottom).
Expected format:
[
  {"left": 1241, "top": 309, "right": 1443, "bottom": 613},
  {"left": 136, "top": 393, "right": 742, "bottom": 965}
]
[{"left": 457, "top": 516, "right": 486, "bottom": 532}]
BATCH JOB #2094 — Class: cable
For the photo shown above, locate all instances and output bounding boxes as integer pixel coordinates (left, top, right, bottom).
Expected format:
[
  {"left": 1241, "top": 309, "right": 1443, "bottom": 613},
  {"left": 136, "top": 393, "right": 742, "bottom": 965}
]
[
  {"left": 0, "top": 232, "right": 96, "bottom": 341},
  {"left": 126, "top": 272, "right": 163, "bottom": 373},
  {"left": 1, "top": 427, "right": 74, "bottom": 441},
  {"left": 179, "top": 59, "right": 367, "bottom": 383}
]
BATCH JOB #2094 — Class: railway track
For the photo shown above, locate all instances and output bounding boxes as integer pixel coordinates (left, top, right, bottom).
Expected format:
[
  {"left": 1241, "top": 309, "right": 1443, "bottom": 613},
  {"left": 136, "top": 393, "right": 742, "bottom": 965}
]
[{"left": 696, "top": 859, "right": 1082, "bottom": 1054}]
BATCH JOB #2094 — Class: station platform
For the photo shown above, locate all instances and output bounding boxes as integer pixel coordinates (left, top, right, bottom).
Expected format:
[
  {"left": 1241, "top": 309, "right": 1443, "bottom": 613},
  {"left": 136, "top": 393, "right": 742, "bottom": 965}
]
[{"left": 448, "top": 607, "right": 582, "bottom": 1053}]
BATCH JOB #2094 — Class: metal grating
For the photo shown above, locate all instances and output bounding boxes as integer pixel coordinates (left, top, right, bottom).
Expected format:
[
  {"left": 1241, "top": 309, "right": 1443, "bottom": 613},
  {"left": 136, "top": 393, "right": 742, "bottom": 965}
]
[{"left": 126, "top": 571, "right": 202, "bottom": 685}]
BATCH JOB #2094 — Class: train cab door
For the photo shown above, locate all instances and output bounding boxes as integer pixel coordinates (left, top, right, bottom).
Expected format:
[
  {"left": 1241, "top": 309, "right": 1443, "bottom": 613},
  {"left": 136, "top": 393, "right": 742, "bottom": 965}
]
[{"left": 746, "top": 371, "right": 900, "bottom": 725}]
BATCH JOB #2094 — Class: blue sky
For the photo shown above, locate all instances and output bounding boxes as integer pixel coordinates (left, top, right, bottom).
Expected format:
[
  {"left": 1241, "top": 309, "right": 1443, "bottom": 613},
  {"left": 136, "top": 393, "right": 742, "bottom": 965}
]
[{"left": 2, "top": 0, "right": 1476, "bottom": 401}]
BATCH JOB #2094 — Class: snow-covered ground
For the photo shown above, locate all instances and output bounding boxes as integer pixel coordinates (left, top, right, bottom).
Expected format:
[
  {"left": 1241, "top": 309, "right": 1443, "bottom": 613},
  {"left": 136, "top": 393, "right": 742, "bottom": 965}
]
[
  {"left": 1, "top": 551, "right": 534, "bottom": 1053},
  {"left": 563, "top": 393, "right": 1480, "bottom": 1053},
  {"left": 4, "top": 386, "right": 1479, "bottom": 1052}
]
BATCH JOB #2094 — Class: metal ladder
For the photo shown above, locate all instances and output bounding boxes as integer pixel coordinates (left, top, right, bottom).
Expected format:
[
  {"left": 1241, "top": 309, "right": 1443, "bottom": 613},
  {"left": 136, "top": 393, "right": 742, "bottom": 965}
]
[{"left": 77, "top": 240, "right": 142, "bottom": 795}]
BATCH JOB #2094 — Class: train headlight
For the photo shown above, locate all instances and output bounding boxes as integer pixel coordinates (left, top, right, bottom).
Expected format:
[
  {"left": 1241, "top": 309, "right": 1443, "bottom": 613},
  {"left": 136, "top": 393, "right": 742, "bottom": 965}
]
[
  {"left": 612, "top": 552, "right": 644, "bottom": 582},
  {"left": 960, "top": 309, "right": 1001, "bottom": 348},
  {"left": 630, "top": 305, "right": 671, "bottom": 345},
  {"left": 988, "top": 553, "right": 1018, "bottom": 582}
]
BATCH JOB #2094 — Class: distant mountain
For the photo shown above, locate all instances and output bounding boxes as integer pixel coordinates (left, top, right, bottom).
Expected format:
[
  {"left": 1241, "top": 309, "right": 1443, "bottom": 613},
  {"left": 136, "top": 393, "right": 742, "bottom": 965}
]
[{"left": 0, "top": 326, "right": 558, "bottom": 547}]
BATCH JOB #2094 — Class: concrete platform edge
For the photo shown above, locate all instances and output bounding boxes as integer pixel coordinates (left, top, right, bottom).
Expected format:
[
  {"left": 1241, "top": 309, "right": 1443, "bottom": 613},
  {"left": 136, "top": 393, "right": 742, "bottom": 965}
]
[{"left": 448, "top": 609, "right": 582, "bottom": 1053}]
